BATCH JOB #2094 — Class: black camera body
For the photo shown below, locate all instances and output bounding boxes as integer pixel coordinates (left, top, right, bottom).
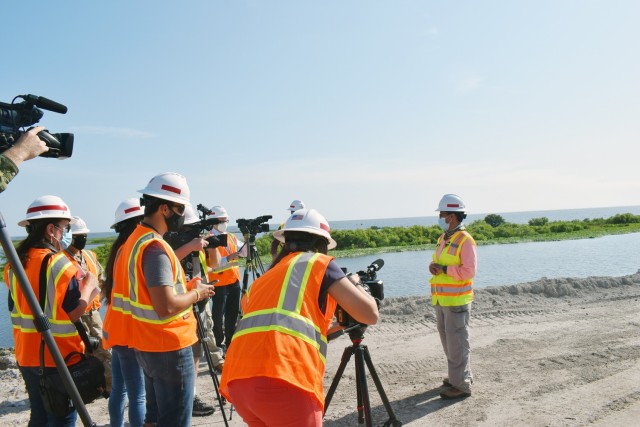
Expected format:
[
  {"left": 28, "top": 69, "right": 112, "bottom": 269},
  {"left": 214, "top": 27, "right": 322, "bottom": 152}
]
[
  {"left": 236, "top": 215, "right": 272, "bottom": 236},
  {"left": 0, "top": 94, "right": 74, "bottom": 159},
  {"left": 336, "top": 259, "right": 385, "bottom": 328}
]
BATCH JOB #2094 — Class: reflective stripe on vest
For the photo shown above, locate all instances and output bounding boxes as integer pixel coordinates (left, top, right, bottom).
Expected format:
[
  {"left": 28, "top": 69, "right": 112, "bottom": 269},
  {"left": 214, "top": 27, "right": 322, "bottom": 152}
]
[
  {"left": 127, "top": 232, "right": 190, "bottom": 324},
  {"left": 8, "top": 253, "right": 78, "bottom": 336},
  {"left": 233, "top": 252, "right": 328, "bottom": 361}
]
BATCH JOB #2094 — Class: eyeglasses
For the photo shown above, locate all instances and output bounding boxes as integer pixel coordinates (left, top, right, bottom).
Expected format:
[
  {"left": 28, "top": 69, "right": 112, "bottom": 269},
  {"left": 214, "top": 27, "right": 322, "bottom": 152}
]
[
  {"left": 169, "top": 203, "right": 186, "bottom": 216},
  {"left": 53, "top": 223, "right": 71, "bottom": 233}
]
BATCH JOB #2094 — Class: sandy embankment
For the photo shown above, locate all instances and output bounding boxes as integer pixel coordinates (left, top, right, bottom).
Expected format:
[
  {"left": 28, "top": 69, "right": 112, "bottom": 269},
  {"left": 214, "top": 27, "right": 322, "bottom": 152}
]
[{"left": 1, "top": 272, "right": 639, "bottom": 426}]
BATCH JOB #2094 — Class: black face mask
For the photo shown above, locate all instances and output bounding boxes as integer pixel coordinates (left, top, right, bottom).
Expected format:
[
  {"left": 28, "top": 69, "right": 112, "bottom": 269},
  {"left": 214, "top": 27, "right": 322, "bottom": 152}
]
[
  {"left": 165, "top": 210, "right": 185, "bottom": 233},
  {"left": 72, "top": 235, "right": 88, "bottom": 251}
]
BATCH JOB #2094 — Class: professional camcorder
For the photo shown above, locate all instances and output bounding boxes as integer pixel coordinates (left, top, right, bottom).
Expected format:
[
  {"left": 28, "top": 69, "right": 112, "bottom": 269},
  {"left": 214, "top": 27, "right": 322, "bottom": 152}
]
[
  {"left": 336, "top": 259, "right": 385, "bottom": 328},
  {"left": 236, "top": 215, "right": 272, "bottom": 236},
  {"left": 0, "top": 94, "right": 74, "bottom": 159},
  {"left": 164, "top": 203, "right": 229, "bottom": 251}
]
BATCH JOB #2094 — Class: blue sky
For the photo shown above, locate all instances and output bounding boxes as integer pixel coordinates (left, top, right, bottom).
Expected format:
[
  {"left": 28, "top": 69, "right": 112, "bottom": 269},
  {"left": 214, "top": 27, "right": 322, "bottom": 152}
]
[{"left": 1, "top": 1, "right": 639, "bottom": 235}]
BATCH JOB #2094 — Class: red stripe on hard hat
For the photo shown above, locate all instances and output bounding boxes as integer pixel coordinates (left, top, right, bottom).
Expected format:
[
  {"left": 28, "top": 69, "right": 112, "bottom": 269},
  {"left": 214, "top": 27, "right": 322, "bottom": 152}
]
[
  {"left": 446, "top": 203, "right": 460, "bottom": 208},
  {"left": 320, "top": 223, "right": 331, "bottom": 233},
  {"left": 124, "top": 207, "right": 141, "bottom": 214},
  {"left": 27, "top": 205, "right": 68, "bottom": 213},
  {"left": 161, "top": 184, "right": 181, "bottom": 194}
]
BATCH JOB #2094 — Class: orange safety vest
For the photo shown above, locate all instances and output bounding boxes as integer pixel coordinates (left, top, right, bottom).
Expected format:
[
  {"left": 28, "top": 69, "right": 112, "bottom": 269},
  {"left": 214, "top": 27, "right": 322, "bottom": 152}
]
[
  {"left": 64, "top": 248, "right": 102, "bottom": 311},
  {"left": 207, "top": 232, "right": 241, "bottom": 286},
  {"left": 429, "top": 230, "right": 476, "bottom": 306},
  {"left": 4, "top": 248, "right": 84, "bottom": 367},
  {"left": 102, "top": 245, "right": 129, "bottom": 350},
  {"left": 117, "top": 224, "right": 196, "bottom": 352},
  {"left": 219, "top": 251, "right": 337, "bottom": 408}
]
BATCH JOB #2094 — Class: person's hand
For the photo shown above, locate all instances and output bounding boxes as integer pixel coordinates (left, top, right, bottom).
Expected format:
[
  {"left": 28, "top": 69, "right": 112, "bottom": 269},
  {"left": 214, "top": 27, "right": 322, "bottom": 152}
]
[
  {"left": 188, "top": 237, "right": 208, "bottom": 252},
  {"left": 429, "top": 262, "right": 443, "bottom": 275},
  {"left": 227, "top": 252, "right": 240, "bottom": 262},
  {"left": 194, "top": 279, "right": 215, "bottom": 301},
  {"left": 3, "top": 126, "right": 48, "bottom": 166}
]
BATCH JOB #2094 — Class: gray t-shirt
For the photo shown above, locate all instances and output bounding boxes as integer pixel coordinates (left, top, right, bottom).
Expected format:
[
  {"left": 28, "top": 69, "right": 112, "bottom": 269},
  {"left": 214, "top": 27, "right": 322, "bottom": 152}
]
[{"left": 142, "top": 241, "right": 174, "bottom": 287}]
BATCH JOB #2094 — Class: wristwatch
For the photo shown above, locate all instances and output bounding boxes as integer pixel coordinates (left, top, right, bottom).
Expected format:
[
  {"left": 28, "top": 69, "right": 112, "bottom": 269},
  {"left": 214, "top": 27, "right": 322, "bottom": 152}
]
[{"left": 442, "top": 265, "right": 448, "bottom": 274}]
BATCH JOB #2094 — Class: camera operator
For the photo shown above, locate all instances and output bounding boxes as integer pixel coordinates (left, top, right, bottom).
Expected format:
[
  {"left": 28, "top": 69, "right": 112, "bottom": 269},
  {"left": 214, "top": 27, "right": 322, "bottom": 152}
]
[
  {"left": 0, "top": 126, "right": 48, "bottom": 192},
  {"left": 174, "top": 205, "right": 224, "bottom": 418},
  {"left": 219, "top": 208, "right": 378, "bottom": 427},
  {"left": 205, "top": 205, "right": 246, "bottom": 351}
]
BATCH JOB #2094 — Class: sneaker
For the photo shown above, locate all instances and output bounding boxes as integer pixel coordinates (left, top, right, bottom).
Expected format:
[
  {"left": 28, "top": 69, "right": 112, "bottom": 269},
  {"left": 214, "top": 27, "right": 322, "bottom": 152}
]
[
  {"left": 440, "top": 387, "right": 471, "bottom": 400},
  {"left": 192, "top": 395, "right": 215, "bottom": 416}
]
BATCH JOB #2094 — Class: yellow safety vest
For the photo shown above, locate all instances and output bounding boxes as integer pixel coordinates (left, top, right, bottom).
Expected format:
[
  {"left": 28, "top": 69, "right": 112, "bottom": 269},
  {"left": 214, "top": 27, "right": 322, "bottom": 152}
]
[{"left": 429, "top": 230, "right": 475, "bottom": 306}]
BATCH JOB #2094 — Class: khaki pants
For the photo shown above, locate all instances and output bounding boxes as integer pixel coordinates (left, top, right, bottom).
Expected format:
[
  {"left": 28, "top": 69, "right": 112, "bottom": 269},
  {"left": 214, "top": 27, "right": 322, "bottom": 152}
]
[
  {"left": 80, "top": 309, "right": 112, "bottom": 391},
  {"left": 192, "top": 301, "right": 224, "bottom": 367},
  {"left": 435, "top": 303, "right": 473, "bottom": 393}
]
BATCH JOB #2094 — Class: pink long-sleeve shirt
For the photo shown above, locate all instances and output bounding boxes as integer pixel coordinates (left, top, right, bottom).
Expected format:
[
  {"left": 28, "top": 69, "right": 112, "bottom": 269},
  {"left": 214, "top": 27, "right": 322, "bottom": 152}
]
[{"left": 435, "top": 232, "right": 478, "bottom": 281}]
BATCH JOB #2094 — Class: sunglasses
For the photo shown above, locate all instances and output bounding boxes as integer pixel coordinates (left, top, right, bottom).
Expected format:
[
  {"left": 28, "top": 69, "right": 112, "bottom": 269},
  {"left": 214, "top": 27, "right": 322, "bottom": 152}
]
[
  {"left": 169, "top": 203, "right": 186, "bottom": 216},
  {"left": 53, "top": 223, "right": 71, "bottom": 233}
]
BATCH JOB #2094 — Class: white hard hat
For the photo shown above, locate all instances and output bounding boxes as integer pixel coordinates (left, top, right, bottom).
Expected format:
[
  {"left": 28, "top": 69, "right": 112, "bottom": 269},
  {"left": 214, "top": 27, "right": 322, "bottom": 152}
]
[
  {"left": 70, "top": 216, "right": 90, "bottom": 234},
  {"left": 288, "top": 199, "right": 305, "bottom": 212},
  {"left": 436, "top": 194, "right": 466, "bottom": 212},
  {"left": 18, "top": 195, "right": 76, "bottom": 227},
  {"left": 206, "top": 205, "right": 228, "bottom": 220},
  {"left": 138, "top": 172, "right": 191, "bottom": 205},
  {"left": 183, "top": 204, "right": 200, "bottom": 225},
  {"left": 273, "top": 208, "right": 337, "bottom": 250},
  {"left": 111, "top": 198, "right": 144, "bottom": 229}
]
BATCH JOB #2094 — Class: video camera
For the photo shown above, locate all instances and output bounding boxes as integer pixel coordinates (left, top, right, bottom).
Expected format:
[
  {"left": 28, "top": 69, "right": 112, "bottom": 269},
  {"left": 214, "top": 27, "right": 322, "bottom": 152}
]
[
  {"left": 336, "top": 259, "right": 385, "bottom": 328},
  {"left": 236, "top": 215, "right": 272, "bottom": 236},
  {"left": 164, "top": 203, "right": 229, "bottom": 251},
  {"left": 0, "top": 94, "right": 74, "bottom": 159}
]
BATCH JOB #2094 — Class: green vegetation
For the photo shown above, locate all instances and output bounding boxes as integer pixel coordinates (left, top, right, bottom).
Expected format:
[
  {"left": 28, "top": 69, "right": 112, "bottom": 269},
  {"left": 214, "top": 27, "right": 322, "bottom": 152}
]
[{"left": 4, "top": 213, "right": 639, "bottom": 268}]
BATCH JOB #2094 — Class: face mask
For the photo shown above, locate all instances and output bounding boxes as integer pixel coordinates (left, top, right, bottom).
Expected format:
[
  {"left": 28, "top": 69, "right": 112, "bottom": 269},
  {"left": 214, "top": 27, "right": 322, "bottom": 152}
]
[
  {"left": 60, "top": 230, "right": 72, "bottom": 249},
  {"left": 165, "top": 210, "right": 185, "bottom": 232},
  {"left": 438, "top": 217, "right": 449, "bottom": 232},
  {"left": 216, "top": 222, "right": 228, "bottom": 233},
  {"left": 72, "top": 235, "right": 87, "bottom": 251}
]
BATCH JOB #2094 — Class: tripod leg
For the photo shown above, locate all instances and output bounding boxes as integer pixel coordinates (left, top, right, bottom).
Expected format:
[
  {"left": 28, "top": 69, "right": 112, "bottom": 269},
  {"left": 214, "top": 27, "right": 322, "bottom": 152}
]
[
  {"left": 354, "top": 346, "right": 373, "bottom": 427},
  {"left": 324, "top": 345, "right": 354, "bottom": 414},
  {"left": 362, "top": 345, "right": 402, "bottom": 427},
  {"left": 194, "top": 305, "right": 229, "bottom": 427}
]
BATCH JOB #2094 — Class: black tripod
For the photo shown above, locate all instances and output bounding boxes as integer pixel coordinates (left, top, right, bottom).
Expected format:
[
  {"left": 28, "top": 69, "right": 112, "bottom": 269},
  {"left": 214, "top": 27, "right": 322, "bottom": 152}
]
[
  {"left": 239, "top": 232, "right": 266, "bottom": 302},
  {"left": 0, "top": 212, "right": 96, "bottom": 426},
  {"left": 189, "top": 254, "right": 229, "bottom": 426},
  {"left": 324, "top": 325, "right": 402, "bottom": 427}
]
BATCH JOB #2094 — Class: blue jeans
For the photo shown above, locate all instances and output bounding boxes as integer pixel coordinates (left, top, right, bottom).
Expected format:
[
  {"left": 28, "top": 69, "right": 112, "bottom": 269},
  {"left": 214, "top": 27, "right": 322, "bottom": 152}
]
[
  {"left": 109, "top": 346, "right": 145, "bottom": 427},
  {"left": 211, "top": 281, "right": 240, "bottom": 347},
  {"left": 135, "top": 347, "right": 195, "bottom": 427},
  {"left": 18, "top": 365, "right": 77, "bottom": 427}
]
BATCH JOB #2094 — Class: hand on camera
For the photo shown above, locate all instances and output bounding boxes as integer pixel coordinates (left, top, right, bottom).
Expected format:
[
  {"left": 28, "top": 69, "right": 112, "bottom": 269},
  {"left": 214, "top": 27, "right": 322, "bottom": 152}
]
[
  {"left": 3, "top": 126, "right": 49, "bottom": 166},
  {"left": 188, "top": 237, "right": 208, "bottom": 252}
]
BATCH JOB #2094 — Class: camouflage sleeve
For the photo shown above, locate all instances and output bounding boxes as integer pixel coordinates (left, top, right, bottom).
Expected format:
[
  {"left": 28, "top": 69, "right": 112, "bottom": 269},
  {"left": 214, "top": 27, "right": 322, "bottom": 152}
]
[{"left": 0, "top": 154, "right": 19, "bottom": 193}]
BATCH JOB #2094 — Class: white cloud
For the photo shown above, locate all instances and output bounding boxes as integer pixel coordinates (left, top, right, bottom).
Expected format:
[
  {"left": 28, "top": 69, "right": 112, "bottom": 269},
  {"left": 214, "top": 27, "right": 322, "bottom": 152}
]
[{"left": 456, "top": 75, "right": 483, "bottom": 94}]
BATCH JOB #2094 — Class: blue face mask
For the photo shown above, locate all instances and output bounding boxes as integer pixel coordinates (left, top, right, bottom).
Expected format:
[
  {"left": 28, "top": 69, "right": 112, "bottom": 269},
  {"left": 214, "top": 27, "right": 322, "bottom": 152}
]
[
  {"left": 438, "top": 217, "right": 449, "bottom": 232},
  {"left": 61, "top": 230, "right": 72, "bottom": 249}
]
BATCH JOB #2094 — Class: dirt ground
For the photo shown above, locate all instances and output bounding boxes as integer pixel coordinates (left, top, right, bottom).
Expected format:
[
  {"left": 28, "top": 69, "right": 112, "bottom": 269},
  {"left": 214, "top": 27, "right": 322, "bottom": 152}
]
[{"left": 1, "top": 272, "right": 639, "bottom": 426}]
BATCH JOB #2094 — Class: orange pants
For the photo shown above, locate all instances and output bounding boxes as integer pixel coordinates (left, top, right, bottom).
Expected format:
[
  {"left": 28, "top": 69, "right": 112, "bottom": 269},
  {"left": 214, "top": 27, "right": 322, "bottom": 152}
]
[{"left": 227, "top": 377, "right": 323, "bottom": 427}]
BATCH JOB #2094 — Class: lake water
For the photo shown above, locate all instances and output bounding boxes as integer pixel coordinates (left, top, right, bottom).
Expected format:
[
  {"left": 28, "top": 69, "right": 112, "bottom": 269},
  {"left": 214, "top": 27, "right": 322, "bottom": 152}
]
[{"left": 1, "top": 205, "right": 639, "bottom": 348}]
